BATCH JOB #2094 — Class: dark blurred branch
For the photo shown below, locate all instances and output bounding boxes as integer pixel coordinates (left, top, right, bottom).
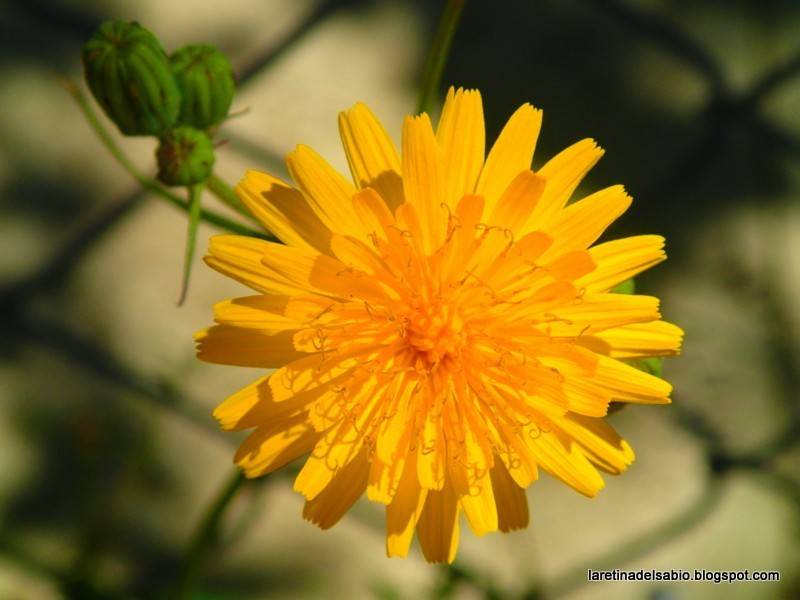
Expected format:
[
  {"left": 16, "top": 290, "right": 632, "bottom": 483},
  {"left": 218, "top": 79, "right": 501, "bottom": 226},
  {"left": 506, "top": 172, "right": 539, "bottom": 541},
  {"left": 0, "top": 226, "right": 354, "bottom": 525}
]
[
  {"left": 0, "top": 189, "right": 145, "bottom": 306},
  {"left": 580, "top": 0, "right": 726, "bottom": 94},
  {"left": 545, "top": 478, "right": 724, "bottom": 598},
  {"left": 236, "top": 0, "right": 367, "bottom": 83},
  {"left": 8, "top": 308, "right": 228, "bottom": 444},
  {"left": 743, "top": 46, "right": 800, "bottom": 107}
]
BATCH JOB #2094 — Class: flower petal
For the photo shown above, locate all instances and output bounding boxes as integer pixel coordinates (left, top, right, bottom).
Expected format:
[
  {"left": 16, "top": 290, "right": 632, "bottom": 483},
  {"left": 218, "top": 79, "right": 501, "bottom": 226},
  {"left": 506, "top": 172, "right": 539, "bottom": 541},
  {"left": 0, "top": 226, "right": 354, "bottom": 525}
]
[
  {"left": 489, "top": 459, "right": 529, "bottom": 532},
  {"left": 525, "top": 139, "right": 605, "bottom": 231},
  {"left": 476, "top": 103, "right": 542, "bottom": 214},
  {"left": 436, "top": 87, "right": 485, "bottom": 208},
  {"left": 303, "top": 449, "right": 369, "bottom": 529},
  {"left": 416, "top": 482, "right": 460, "bottom": 564},
  {"left": 213, "top": 372, "right": 337, "bottom": 432},
  {"left": 488, "top": 170, "right": 546, "bottom": 235},
  {"left": 524, "top": 426, "right": 605, "bottom": 497},
  {"left": 236, "top": 170, "right": 332, "bottom": 253},
  {"left": 543, "top": 185, "right": 632, "bottom": 254},
  {"left": 386, "top": 455, "right": 428, "bottom": 558},
  {"left": 234, "top": 415, "right": 320, "bottom": 478},
  {"left": 212, "top": 294, "right": 297, "bottom": 330},
  {"left": 593, "top": 355, "right": 672, "bottom": 403},
  {"left": 578, "top": 235, "right": 666, "bottom": 292},
  {"left": 194, "top": 325, "right": 304, "bottom": 368},
  {"left": 402, "top": 113, "right": 446, "bottom": 252},
  {"left": 546, "top": 293, "right": 661, "bottom": 335},
  {"left": 205, "top": 235, "right": 273, "bottom": 294},
  {"left": 286, "top": 144, "right": 364, "bottom": 237},
  {"left": 591, "top": 320, "right": 684, "bottom": 358},
  {"left": 338, "top": 102, "right": 404, "bottom": 210},
  {"left": 556, "top": 413, "right": 635, "bottom": 475}
]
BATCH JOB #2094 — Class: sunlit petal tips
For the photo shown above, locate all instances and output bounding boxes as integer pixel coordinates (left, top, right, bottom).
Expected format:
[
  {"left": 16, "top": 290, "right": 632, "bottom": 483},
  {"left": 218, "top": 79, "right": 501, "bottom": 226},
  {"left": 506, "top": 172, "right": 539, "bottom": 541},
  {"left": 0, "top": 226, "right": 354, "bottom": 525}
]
[{"left": 196, "top": 87, "right": 683, "bottom": 563}]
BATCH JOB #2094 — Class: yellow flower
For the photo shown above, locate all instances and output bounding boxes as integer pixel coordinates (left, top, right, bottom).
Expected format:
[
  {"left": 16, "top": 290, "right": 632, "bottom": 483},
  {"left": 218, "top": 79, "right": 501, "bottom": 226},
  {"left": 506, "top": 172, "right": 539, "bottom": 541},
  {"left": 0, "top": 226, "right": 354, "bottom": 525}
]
[{"left": 196, "top": 87, "right": 683, "bottom": 563}]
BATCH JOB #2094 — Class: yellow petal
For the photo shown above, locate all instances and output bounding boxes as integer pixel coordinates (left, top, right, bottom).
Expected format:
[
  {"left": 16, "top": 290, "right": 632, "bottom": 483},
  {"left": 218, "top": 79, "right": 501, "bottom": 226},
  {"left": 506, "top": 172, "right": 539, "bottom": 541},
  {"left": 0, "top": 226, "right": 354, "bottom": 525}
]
[
  {"left": 487, "top": 170, "right": 546, "bottom": 235},
  {"left": 303, "top": 449, "right": 369, "bottom": 529},
  {"left": 417, "top": 404, "right": 446, "bottom": 490},
  {"left": 402, "top": 113, "right": 446, "bottom": 252},
  {"left": 256, "top": 241, "right": 351, "bottom": 298},
  {"left": 544, "top": 249, "right": 596, "bottom": 281},
  {"left": 546, "top": 293, "right": 661, "bottom": 336},
  {"left": 212, "top": 295, "right": 297, "bottom": 330},
  {"left": 593, "top": 355, "right": 672, "bottom": 403},
  {"left": 525, "top": 139, "right": 605, "bottom": 232},
  {"left": 436, "top": 87, "right": 485, "bottom": 207},
  {"left": 205, "top": 235, "right": 273, "bottom": 294},
  {"left": 194, "top": 325, "right": 303, "bottom": 368},
  {"left": 543, "top": 185, "right": 632, "bottom": 254},
  {"left": 523, "top": 426, "right": 605, "bottom": 497},
  {"left": 236, "top": 170, "right": 331, "bottom": 253},
  {"left": 489, "top": 459, "right": 529, "bottom": 532},
  {"left": 234, "top": 415, "right": 319, "bottom": 478},
  {"left": 592, "top": 320, "right": 684, "bottom": 358},
  {"left": 557, "top": 413, "right": 635, "bottom": 475},
  {"left": 286, "top": 144, "right": 364, "bottom": 237},
  {"left": 578, "top": 235, "right": 666, "bottom": 292},
  {"left": 338, "top": 102, "right": 404, "bottom": 210},
  {"left": 294, "top": 376, "right": 384, "bottom": 499},
  {"left": 269, "top": 354, "right": 357, "bottom": 403},
  {"left": 456, "top": 469, "right": 498, "bottom": 537},
  {"left": 351, "top": 187, "right": 397, "bottom": 239},
  {"left": 416, "top": 482, "right": 460, "bottom": 564},
  {"left": 213, "top": 373, "right": 333, "bottom": 431},
  {"left": 476, "top": 103, "right": 542, "bottom": 214},
  {"left": 386, "top": 454, "right": 428, "bottom": 558}
]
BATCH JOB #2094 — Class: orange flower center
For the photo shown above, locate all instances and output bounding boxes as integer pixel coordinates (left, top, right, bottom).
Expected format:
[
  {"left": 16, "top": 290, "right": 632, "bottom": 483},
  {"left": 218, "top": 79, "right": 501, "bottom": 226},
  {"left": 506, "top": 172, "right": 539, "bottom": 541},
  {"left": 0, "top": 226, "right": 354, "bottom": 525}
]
[{"left": 405, "top": 300, "right": 465, "bottom": 367}]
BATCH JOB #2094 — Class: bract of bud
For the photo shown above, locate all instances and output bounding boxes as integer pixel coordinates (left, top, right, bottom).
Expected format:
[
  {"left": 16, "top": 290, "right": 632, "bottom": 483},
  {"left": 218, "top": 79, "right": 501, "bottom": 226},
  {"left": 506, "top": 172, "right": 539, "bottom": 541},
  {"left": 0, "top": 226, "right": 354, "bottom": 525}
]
[
  {"left": 82, "top": 20, "right": 181, "bottom": 136},
  {"left": 170, "top": 44, "right": 235, "bottom": 129},
  {"left": 156, "top": 126, "right": 215, "bottom": 186}
]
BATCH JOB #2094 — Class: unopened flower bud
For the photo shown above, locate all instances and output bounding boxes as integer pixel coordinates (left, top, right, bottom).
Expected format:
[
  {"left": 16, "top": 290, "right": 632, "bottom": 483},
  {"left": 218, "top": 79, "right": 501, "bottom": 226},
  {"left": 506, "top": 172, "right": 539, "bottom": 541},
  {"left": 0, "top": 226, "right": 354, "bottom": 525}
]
[
  {"left": 170, "top": 44, "right": 235, "bottom": 129},
  {"left": 156, "top": 126, "right": 215, "bottom": 186},
  {"left": 82, "top": 21, "right": 181, "bottom": 136}
]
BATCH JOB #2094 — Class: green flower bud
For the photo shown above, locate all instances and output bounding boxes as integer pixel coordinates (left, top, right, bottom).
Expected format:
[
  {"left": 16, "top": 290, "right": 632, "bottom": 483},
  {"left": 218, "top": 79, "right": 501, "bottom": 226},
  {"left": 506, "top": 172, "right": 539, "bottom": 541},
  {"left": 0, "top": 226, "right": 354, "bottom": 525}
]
[
  {"left": 82, "top": 20, "right": 181, "bottom": 136},
  {"left": 170, "top": 44, "right": 235, "bottom": 129},
  {"left": 156, "top": 127, "right": 215, "bottom": 186}
]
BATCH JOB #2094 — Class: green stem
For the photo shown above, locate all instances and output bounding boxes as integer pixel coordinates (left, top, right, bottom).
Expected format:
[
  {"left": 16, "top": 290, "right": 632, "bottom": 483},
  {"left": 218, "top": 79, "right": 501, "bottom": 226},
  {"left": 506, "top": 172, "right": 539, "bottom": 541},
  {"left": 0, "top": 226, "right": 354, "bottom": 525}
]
[
  {"left": 207, "top": 173, "right": 254, "bottom": 221},
  {"left": 416, "top": 0, "right": 466, "bottom": 115},
  {"left": 64, "top": 79, "right": 267, "bottom": 239},
  {"left": 171, "top": 470, "right": 247, "bottom": 600},
  {"left": 177, "top": 185, "right": 203, "bottom": 306}
]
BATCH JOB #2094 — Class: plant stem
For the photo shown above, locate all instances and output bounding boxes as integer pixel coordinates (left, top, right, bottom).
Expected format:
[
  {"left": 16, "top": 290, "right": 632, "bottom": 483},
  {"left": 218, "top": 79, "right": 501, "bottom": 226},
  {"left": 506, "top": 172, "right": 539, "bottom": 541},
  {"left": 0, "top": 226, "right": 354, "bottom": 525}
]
[
  {"left": 64, "top": 79, "right": 267, "bottom": 239},
  {"left": 171, "top": 470, "right": 247, "bottom": 599},
  {"left": 416, "top": 0, "right": 466, "bottom": 115},
  {"left": 207, "top": 173, "right": 254, "bottom": 221},
  {"left": 177, "top": 185, "right": 203, "bottom": 306}
]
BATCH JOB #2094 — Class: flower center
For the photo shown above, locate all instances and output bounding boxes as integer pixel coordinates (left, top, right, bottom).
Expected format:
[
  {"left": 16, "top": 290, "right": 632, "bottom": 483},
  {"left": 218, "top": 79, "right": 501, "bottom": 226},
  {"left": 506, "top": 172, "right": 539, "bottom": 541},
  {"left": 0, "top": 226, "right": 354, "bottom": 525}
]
[{"left": 405, "top": 300, "right": 465, "bottom": 367}]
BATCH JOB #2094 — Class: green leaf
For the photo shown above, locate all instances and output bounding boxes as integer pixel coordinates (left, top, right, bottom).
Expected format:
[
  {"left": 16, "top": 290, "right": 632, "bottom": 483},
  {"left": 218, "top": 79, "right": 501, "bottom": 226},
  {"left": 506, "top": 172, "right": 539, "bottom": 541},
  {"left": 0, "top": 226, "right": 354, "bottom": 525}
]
[
  {"left": 611, "top": 278, "right": 636, "bottom": 295},
  {"left": 634, "top": 356, "right": 663, "bottom": 377}
]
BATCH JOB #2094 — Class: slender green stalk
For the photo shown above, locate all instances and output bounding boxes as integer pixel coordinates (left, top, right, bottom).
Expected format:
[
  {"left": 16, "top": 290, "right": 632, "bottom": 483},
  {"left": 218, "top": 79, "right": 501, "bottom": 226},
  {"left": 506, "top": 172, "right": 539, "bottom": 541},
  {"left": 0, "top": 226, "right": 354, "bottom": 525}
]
[
  {"left": 207, "top": 173, "right": 255, "bottom": 221},
  {"left": 416, "top": 0, "right": 466, "bottom": 115},
  {"left": 171, "top": 470, "right": 247, "bottom": 599},
  {"left": 64, "top": 79, "right": 266, "bottom": 239},
  {"left": 177, "top": 185, "right": 203, "bottom": 306}
]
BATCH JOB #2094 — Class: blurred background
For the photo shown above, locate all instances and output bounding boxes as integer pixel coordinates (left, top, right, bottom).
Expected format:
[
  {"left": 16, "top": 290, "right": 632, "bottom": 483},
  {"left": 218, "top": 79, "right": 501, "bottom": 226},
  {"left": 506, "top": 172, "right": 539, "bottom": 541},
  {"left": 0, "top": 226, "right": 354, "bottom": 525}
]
[{"left": 2, "top": 0, "right": 800, "bottom": 598}]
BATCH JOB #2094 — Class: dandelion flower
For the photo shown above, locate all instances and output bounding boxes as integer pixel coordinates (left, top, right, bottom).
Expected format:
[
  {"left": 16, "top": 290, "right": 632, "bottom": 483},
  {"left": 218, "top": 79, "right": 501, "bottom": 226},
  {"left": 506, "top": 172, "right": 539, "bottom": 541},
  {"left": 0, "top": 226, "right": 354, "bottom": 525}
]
[{"left": 196, "top": 88, "right": 683, "bottom": 563}]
